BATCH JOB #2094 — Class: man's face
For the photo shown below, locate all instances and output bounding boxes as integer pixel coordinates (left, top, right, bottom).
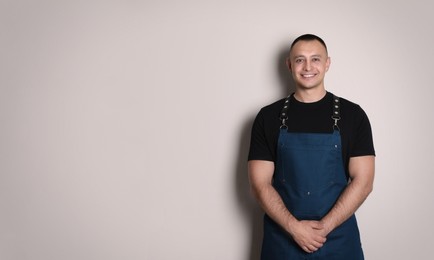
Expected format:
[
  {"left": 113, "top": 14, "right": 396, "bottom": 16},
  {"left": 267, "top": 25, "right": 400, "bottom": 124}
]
[{"left": 287, "top": 40, "right": 331, "bottom": 91}]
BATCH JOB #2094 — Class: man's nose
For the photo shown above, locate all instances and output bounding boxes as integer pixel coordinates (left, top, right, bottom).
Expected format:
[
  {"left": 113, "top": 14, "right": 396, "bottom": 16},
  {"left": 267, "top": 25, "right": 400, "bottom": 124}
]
[{"left": 303, "top": 61, "right": 311, "bottom": 71}]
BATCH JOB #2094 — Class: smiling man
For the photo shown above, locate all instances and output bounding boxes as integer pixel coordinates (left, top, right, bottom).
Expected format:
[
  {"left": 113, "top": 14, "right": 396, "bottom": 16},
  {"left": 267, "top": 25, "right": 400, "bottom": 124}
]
[{"left": 248, "top": 34, "right": 375, "bottom": 259}]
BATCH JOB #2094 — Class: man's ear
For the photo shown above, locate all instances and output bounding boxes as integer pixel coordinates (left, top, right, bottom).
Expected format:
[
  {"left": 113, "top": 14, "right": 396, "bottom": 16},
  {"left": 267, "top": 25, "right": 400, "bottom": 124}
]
[
  {"left": 325, "top": 56, "right": 331, "bottom": 72},
  {"left": 285, "top": 57, "right": 292, "bottom": 72}
]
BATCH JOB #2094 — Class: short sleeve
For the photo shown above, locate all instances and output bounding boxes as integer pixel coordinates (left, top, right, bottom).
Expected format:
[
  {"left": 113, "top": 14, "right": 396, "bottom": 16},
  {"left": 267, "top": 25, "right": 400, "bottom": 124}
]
[
  {"left": 248, "top": 109, "right": 275, "bottom": 161},
  {"left": 350, "top": 106, "right": 376, "bottom": 157}
]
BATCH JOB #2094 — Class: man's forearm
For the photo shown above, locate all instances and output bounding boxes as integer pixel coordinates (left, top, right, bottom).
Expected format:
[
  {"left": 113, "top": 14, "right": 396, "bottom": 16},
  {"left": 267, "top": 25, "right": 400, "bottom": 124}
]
[
  {"left": 251, "top": 183, "right": 297, "bottom": 233},
  {"left": 252, "top": 182, "right": 328, "bottom": 252},
  {"left": 248, "top": 160, "right": 328, "bottom": 253},
  {"left": 321, "top": 177, "right": 373, "bottom": 234},
  {"left": 321, "top": 156, "right": 375, "bottom": 234}
]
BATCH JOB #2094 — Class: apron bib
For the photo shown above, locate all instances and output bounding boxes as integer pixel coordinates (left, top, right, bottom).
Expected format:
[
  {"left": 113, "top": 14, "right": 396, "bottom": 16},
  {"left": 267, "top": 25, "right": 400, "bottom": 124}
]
[{"left": 261, "top": 94, "right": 364, "bottom": 260}]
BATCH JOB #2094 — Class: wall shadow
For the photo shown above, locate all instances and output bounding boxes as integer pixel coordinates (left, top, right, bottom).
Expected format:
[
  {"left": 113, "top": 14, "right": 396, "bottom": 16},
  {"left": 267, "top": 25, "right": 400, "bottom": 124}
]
[
  {"left": 234, "top": 114, "right": 263, "bottom": 260},
  {"left": 233, "top": 44, "right": 295, "bottom": 260},
  {"left": 276, "top": 45, "right": 296, "bottom": 96}
]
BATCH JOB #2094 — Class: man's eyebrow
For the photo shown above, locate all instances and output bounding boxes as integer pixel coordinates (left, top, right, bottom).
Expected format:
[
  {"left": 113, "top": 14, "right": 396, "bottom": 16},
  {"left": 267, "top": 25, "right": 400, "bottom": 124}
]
[
  {"left": 292, "top": 54, "right": 323, "bottom": 59},
  {"left": 292, "top": 55, "right": 306, "bottom": 59}
]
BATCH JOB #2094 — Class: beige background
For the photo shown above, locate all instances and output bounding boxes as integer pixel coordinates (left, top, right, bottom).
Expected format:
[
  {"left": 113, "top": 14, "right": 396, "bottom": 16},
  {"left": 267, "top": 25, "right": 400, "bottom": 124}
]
[{"left": 1, "top": 1, "right": 433, "bottom": 259}]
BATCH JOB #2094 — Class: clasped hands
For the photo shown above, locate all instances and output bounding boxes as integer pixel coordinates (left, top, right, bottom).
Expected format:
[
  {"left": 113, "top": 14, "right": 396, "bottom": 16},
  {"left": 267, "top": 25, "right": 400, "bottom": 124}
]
[{"left": 289, "top": 220, "right": 331, "bottom": 253}]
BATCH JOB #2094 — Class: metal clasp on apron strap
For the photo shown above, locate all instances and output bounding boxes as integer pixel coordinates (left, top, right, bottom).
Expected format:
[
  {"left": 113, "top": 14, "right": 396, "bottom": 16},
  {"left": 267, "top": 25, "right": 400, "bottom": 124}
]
[
  {"left": 279, "top": 95, "right": 291, "bottom": 129},
  {"left": 280, "top": 93, "right": 341, "bottom": 130},
  {"left": 332, "top": 95, "right": 341, "bottom": 131}
]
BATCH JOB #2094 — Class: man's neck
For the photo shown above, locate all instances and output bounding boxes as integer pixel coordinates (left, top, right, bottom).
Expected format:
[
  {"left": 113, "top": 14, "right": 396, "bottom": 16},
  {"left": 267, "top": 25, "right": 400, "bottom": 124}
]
[{"left": 293, "top": 88, "right": 327, "bottom": 103}]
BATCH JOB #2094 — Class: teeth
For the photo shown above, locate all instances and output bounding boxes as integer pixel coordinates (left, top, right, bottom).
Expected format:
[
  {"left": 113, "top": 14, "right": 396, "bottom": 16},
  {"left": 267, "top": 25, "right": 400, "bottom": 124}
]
[{"left": 302, "top": 74, "right": 315, "bottom": 78}]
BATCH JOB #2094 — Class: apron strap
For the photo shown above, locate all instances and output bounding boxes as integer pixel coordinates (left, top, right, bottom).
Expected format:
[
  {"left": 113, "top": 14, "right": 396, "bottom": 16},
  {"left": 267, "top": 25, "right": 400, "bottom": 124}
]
[
  {"left": 332, "top": 95, "right": 341, "bottom": 130},
  {"left": 279, "top": 93, "right": 342, "bottom": 130},
  {"left": 279, "top": 94, "right": 291, "bottom": 129}
]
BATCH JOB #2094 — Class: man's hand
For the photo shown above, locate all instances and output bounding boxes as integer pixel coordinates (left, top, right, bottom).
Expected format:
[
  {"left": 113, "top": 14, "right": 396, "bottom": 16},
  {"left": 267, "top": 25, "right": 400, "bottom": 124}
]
[{"left": 289, "top": 220, "right": 327, "bottom": 253}]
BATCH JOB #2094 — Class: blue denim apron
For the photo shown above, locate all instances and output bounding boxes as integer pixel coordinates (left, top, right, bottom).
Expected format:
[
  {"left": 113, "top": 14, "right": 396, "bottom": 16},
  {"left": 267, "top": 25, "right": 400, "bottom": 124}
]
[{"left": 261, "top": 95, "right": 364, "bottom": 260}]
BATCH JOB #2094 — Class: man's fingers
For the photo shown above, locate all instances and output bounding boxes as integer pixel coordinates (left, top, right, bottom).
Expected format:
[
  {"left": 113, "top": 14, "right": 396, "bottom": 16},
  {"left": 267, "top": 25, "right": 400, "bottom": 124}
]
[
  {"left": 311, "top": 221, "right": 325, "bottom": 230},
  {"left": 302, "top": 239, "right": 325, "bottom": 253},
  {"left": 315, "top": 235, "right": 327, "bottom": 244},
  {"left": 312, "top": 239, "right": 325, "bottom": 248},
  {"left": 304, "top": 244, "right": 319, "bottom": 253}
]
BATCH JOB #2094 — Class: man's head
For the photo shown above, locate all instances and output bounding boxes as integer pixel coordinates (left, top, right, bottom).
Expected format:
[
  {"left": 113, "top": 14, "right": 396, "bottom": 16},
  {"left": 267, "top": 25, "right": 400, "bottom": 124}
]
[
  {"left": 286, "top": 34, "right": 331, "bottom": 91},
  {"left": 289, "top": 34, "right": 328, "bottom": 56}
]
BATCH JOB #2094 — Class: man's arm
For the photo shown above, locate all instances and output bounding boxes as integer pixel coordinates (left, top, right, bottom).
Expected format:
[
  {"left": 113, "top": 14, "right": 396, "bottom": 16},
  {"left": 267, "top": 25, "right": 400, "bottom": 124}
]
[
  {"left": 248, "top": 160, "right": 327, "bottom": 253},
  {"left": 320, "top": 155, "right": 375, "bottom": 235}
]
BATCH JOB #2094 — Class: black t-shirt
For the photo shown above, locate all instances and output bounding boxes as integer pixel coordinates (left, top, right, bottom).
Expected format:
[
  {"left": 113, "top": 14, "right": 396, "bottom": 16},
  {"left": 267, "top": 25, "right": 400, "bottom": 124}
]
[{"left": 248, "top": 92, "right": 375, "bottom": 176}]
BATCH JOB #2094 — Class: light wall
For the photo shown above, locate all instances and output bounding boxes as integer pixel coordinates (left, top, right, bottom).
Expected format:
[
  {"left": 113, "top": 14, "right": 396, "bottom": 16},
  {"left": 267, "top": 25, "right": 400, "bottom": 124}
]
[{"left": 1, "top": 1, "right": 433, "bottom": 259}]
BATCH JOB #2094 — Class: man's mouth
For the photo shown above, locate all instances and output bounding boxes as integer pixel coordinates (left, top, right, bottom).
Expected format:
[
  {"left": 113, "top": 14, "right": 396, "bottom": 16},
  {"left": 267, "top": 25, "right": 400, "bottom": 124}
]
[{"left": 302, "top": 74, "right": 316, "bottom": 78}]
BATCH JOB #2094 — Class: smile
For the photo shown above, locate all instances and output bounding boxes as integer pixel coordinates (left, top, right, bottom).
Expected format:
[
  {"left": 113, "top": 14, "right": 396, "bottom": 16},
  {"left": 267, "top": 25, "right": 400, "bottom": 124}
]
[{"left": 302, "top": 74, "right": 316, "bottom": 78}]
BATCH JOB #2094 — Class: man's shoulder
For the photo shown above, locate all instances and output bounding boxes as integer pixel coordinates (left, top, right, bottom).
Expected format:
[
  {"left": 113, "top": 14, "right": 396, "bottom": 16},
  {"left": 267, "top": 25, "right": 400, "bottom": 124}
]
[
  {"left": 332, "top": 94, "right": 371, "bottom": 126},
  {"left": 261, "top": 97, "right": 287, "bottom": 110},
  {"left": 333, "top": 94, "right": 364, "bottom": 113},
  {"left": 257, "top": 97, "right": 287, "bottom": 117}
]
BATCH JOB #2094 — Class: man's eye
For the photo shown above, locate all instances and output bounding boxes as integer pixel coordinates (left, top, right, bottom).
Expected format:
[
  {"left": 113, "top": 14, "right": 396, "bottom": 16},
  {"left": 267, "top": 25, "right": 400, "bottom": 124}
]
[
  {"left": 295, "top": 59, "right": 303, "bottom": 63},
  {"left": 312, "top": 58, "right": 320, "bottom": 62}
]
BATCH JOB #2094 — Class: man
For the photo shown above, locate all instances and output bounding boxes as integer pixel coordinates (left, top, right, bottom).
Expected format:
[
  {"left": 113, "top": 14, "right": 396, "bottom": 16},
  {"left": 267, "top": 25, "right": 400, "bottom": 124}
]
[{"left": 248, "top": 34, "right": 375, "bottom": 259}]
